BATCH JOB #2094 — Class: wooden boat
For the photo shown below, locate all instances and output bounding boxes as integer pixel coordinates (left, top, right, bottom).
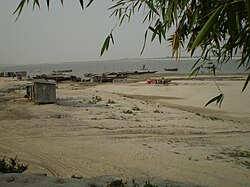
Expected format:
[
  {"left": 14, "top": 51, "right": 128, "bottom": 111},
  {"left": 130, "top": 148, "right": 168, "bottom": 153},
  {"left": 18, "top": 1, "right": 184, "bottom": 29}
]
[
  {"left": 53, "top": 69, "right": 72, "bottom": 73},
  {"left": 135, "top": 70, "right": 157, "bottom": 74},
  {"left": 135, "top": 65, "right": 157, "bottom": 74},
  {"left": 164, "top": 68, "right": 178, "bottom": 71}
]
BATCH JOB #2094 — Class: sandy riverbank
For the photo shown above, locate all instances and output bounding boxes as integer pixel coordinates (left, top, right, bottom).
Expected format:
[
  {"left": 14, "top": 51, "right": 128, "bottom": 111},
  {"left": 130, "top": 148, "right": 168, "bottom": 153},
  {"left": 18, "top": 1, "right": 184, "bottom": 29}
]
[{"left": 0, "top": 74, "right": 250, "bottom": 187}]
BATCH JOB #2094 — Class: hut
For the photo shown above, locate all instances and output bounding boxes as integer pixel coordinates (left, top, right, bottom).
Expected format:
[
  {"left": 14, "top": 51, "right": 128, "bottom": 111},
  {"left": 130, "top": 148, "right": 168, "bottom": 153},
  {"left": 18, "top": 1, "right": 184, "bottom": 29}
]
[{"left": 26, "top": 79, "right": 56, "bottom": 104}]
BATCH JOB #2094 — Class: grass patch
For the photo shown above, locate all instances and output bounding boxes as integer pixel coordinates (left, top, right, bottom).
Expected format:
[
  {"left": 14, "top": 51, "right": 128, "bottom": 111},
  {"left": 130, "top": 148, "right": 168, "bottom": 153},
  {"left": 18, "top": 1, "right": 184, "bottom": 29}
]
[{"left": 213, "top": 149, "right": 250, "bottom": 169}]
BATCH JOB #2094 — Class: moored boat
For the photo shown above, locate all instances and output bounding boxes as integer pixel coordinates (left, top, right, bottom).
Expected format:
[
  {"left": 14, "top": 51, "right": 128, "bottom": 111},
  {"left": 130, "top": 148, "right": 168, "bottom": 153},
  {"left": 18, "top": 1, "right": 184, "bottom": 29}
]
[
  {"left": 164, "top": 68, "right": 178, "bottom": 71},
  {"left": 53, "top": 69, "right": 72, "bottom": 73}
]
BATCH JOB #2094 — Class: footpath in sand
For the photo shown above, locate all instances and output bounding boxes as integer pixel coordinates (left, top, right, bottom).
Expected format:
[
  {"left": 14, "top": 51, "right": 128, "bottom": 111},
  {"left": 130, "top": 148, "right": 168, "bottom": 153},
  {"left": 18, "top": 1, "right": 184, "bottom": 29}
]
[{"left": 0, "top": 75, "right": 250, "bottom": 187}]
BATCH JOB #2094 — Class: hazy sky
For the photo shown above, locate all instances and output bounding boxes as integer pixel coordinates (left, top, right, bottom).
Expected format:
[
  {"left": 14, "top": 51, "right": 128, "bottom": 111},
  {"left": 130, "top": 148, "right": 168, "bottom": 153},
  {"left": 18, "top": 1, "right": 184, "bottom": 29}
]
[{"left": 0, "top": 1, "right": 175, "bottom": 65}]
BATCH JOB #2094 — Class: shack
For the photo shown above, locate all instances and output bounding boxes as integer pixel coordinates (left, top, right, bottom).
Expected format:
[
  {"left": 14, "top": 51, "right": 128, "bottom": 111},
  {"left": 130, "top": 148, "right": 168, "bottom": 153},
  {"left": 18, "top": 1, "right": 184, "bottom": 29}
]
[{"left": 26, "top": 79, "right": 56, "bottom": 104}]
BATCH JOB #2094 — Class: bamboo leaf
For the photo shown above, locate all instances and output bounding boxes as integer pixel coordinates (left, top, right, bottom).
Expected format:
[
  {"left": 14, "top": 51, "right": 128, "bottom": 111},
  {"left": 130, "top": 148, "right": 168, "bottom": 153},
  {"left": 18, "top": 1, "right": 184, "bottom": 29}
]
[
  {"left": 33, "top": 0, "right": 40, "bottom": 10},
  {"left": 226, "top": 5, "right": 237, "bottom": 38},
  {"left": 205, "top": 93, "right": 224, "bottom": 107},
  {"left": 86, "top": 0, "right": 94, "bottom": 8},
  {"left": 13, "top": 0, "right": 26, "bottom": 21},
  {"left": 100, "top": 35, "right": 110, "bottom": 56},
  {"left": 145, "top": 1, "right": 159, "bottom": 15},
  {"left": 110, "top": 33, "right": 114, "bottom": 45},
  {"left": 140, "top": 29, "right": 148, "bottom": 55},
  {"left": 79, "top": 0, "right": 84, "bottom": 10},
  {"left": 242, "top": 72, "right": 250, "bottom": 92},
  {"left": 246, "top": 0, "right": 250, "bottom": 29},
  {"left": 189, "top": 66, "right": 200, "bottom": 78},
  {"left": 46, "top": 0, "right": 50, "bottom": 10},
  {"left": 100, "top": 32, "right": 115, "bottom": 56},
  {"left": 190, "top": 5, "right": 224, "bottom": 50},
  {"left": 108, "top": 2, "right": 125, "bottom": 10}
]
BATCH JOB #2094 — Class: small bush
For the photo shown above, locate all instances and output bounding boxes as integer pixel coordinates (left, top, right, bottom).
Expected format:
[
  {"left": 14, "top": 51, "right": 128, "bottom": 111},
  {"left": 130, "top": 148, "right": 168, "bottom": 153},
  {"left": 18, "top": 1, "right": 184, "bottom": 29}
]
[
  {"left": 0, "top": 156, "right": 28, "bottom": 173},
  {"left": 89, "top": 96, "right": 102, "bottom": 104},
  {"left": 153, "top": 110, "right": 163, "bottom": 113},
  {"left": 107, "top": 179, "right": 127, "bottom": 187},
  {"left": 71, "top": 175, "right": 83, "bottom": 179},
  {"left": 107, "top": 99, "right": 116, "bottom": 104},
  {"left": 106, "top": 179, "right": 159, "bottom": 187},
  {"left": 132, "top": 106, "right": 141, "bottom": 111},
  {"left": 123, "top": 110, "right": 133, "bottom": 114}
]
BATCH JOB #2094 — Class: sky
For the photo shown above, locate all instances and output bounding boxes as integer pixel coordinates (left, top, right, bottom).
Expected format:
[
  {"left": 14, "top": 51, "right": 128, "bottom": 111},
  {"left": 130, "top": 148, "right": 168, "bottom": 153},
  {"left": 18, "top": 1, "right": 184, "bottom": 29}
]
[{"left": 0, "top": 0, "right": 175, "bottom": 65}]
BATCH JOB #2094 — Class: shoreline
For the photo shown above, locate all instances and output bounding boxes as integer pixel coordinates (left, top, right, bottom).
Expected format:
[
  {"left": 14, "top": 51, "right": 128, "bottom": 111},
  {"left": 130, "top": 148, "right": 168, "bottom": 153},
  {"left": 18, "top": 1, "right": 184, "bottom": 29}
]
[{"left": 0, "top": 74, "right": 250, "bottom": 187}]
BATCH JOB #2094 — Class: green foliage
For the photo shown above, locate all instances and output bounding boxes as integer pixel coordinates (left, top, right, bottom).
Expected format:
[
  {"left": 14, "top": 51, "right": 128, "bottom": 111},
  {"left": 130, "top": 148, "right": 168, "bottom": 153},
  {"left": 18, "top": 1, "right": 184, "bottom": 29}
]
[
  {"left": 153, "top": 110, "right": 163, "bottom": 113},
  {"left": 106, "top": 179, "right": 159, "bottom": 187},
  {"left": 123, "top": 110, "right": 133, "bottom": 114},
  {"left": 143, "top": 181, "right": 158, "bottom": 187},
  {"left": 106, "top": 0, "right": 250, "bottom": 96},
  {"left": 0, "top": 156, "right": 28, "bottom": 173},
  {"left": 101, "top": 33, "right": 115, "bottom": 56},
  {"left": 132, "top": 106, "right": 141, "bottom": 111},
  {"left": 205, "top": 93, "right": 224, "bottom": 108},
  {"left": 14, "top": 0, "right": 250, "bottom": 105},
  {"left": 107, "top": 179, "right": 127, "bottom": 187},
  {"left": 107, "top": 99, "right": 116, "bottom": 104},
  {"left": 88, "top": 95, "right": 102, "bottom": 104}
]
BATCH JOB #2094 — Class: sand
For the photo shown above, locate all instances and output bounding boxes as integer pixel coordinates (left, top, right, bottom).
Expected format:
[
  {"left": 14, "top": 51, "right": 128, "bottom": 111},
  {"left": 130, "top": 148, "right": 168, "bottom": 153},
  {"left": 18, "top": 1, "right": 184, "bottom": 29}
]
[{"left": 0, "top": 74, "right": 249, "bottom": 187}]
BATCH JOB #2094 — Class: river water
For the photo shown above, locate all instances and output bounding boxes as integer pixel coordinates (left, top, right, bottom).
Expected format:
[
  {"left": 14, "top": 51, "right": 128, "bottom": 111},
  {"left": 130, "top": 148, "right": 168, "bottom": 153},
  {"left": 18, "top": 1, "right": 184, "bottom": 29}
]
[{"left": 0, "top": 58, "right": 245, "bottom": 77}]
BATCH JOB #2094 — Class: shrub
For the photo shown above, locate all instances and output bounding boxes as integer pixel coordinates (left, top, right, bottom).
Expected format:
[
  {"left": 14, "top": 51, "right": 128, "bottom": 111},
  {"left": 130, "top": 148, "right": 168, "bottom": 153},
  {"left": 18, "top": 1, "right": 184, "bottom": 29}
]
[
  {"left": 132, "top": 106, "right": 141, "bottom": 111},
  {"left": 123, "top": 110, "right": 133, "bottom": 114},
  {"left": 107, "top": 99, "right": 116, "bottom": 104},
  {"left": 89, "top": 96, "right": 102, "bottom": 104},
  {"left": 0, "top": 156, "right": 28, "bottom": 173}
]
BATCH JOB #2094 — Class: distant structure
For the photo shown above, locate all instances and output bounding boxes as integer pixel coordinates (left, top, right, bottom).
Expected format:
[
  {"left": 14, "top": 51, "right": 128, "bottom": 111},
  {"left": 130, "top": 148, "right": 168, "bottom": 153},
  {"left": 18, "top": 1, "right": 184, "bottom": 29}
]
[
  {"left": 26, "top": 79, "right": 56, "bottom": 104},
  {"left": 3, "top": 71, "right": 27, "bottom": 78}
]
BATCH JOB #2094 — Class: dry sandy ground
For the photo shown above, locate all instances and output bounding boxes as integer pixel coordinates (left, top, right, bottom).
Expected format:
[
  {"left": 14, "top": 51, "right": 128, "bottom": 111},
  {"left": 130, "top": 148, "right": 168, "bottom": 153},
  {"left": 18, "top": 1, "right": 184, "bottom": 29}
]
[{"left": 0, "top": 75, "right": 250, "bottom": 187}]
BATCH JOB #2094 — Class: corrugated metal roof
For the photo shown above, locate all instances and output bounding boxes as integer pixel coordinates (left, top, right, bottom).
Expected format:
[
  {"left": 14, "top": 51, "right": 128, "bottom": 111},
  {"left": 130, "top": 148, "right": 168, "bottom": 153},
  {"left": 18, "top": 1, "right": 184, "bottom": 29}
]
[{"left": 33, "top": 79, "right": 56, "bottom": 85}]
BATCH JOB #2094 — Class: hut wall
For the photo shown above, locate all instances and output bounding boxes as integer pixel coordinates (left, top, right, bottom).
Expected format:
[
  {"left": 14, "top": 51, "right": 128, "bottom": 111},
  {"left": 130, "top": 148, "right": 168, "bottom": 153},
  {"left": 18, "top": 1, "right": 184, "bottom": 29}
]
[{"left": 34, "top": 83, "right": 56, "bottom": 104}]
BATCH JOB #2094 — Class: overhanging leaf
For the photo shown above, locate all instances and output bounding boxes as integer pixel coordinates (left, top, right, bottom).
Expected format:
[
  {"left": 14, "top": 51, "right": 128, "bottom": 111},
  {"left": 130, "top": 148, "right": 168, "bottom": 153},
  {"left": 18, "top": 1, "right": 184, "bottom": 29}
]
[
  {"left": 242, "top": 72, "right": 250, "bottom": 92},
  {"left": 100, "top": 36, "right": 110, "bottom": 56},
  {"left": 140, "top": 29, "right": 148, "bottom": 55},
  {"left": 205, "top": 93, "right": 224, "bottom": 108},
  {"left": 190, "top": 5, "right": 224, "bottom": 50},
  {"left": 79, "top": 0, "right": 84, "bottom": 10},
  {"left": 13, "top": 0, "right": 26, "bottom": 20},
  {"left": 86, "top": 0, "right": 94, "bottom": 8},
  {"left": 145, "top": 1, "right": 159, "bottom": 15},
  {"left": 46, "top": 0, "right": 50, "bottom": 10},
  {"left": 33, "top": 0, "right": 40, "bottom": 10},
  {"left": 189, "top": 66, "right": 200, "bottom": 78}
]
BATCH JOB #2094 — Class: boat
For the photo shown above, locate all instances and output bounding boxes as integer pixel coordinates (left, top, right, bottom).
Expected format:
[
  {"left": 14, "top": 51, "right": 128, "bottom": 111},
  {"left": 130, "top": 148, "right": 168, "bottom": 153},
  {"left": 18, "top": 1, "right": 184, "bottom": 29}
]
[
  {"left": 135, "top": 70, "right": 158, "bottom": 74},
  {"left": 53, "top": 69, "right": 72, "bottom": 73},
  {"left": 164, "top": 68, "right": 178, "bottom": 71},
  {"left": 134, "top": 65, "right": 157, "bottom": 74}
]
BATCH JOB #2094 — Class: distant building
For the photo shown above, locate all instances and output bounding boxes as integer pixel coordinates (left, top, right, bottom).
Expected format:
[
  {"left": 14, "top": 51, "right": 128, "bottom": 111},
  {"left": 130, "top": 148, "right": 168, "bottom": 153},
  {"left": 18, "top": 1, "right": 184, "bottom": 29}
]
[
  {"left": 3, "top": 71, "right": 27, "bottom": 78},
  {"left": 4, "top": 72, "right": 15, "bottom": 77},
  {"left": 26, "top": 79, "right": 56, "bottom": 104}
]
